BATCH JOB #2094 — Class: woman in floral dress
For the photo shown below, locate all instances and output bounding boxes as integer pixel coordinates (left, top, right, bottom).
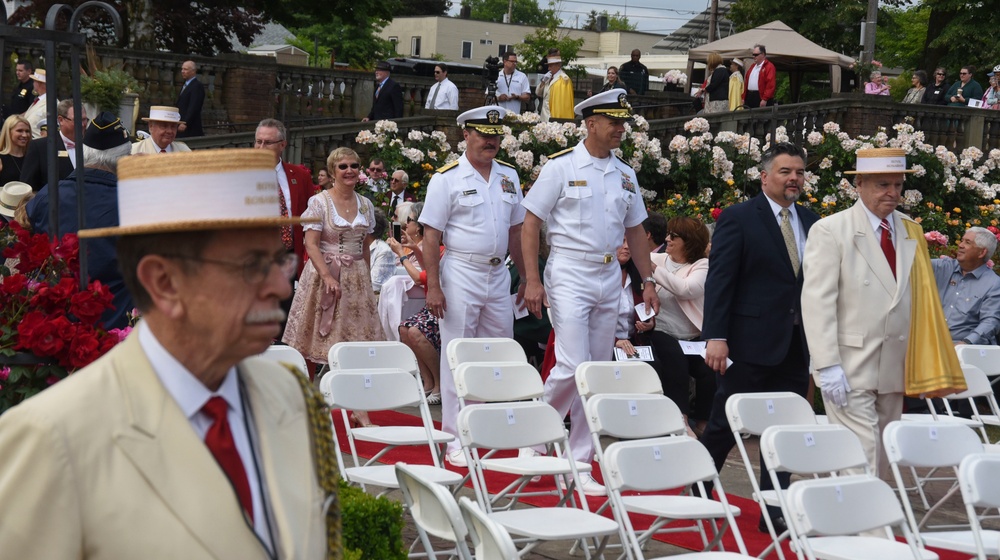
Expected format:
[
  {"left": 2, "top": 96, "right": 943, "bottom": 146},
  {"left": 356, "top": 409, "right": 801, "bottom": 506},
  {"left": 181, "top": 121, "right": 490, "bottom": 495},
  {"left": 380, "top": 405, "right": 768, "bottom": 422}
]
[{"left": 283, "top": 147, "right": 384, "bottom": 425}]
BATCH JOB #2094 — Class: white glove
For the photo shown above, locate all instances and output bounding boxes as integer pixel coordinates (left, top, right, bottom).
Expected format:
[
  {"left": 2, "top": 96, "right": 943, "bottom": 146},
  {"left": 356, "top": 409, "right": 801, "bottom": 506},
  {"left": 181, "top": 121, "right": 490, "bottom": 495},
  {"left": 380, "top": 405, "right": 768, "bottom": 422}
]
[{"left": 818, "top": 365, "right": 850, "bottom": 408}]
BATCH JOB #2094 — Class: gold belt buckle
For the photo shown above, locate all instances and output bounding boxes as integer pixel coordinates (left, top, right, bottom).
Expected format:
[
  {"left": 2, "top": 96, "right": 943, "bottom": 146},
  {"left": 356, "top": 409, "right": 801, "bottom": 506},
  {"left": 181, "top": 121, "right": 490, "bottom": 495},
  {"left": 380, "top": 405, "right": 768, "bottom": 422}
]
[
  {"left": 489, "top": 257, "right": 502, "bottom": 266},
  {"left": 603, "top": 254, "right": 613, "bottom": 264}
]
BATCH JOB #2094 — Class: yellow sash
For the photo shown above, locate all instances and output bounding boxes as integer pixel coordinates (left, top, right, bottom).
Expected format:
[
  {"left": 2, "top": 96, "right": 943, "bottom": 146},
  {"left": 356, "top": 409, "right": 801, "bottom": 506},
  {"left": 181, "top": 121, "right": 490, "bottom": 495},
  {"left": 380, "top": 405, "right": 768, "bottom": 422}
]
[{"left": 903, "top": 220, "right": 967, "bottom": 397}]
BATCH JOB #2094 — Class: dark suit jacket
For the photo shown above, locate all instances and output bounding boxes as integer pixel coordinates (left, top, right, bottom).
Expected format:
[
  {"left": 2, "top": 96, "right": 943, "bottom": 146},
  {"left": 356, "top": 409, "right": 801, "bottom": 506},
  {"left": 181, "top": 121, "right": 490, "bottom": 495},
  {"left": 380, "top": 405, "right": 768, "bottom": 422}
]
[
  {"left": 367, "top": 77, "right": 404, "bottom": 120},
  {"left": 20, "top": 135, "right": 74, "bottom": 191},
  {"left": 176, "top": 77, "right": 205, "bottom": 137},
  {"left": 282, "top": 160, "right": 314, "bottom": 273},
  {"left": 6, "top": 79, "right": 36, "bottom": 117},
  {"left": 702, "top": 193, "right": 820, "bottom": 366}
]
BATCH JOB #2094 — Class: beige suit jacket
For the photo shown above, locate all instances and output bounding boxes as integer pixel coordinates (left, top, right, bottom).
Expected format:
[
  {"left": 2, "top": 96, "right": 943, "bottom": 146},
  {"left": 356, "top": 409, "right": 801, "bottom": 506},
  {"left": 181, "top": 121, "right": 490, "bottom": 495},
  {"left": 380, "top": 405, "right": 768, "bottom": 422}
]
[
  {"left": 0, "top": 333, "right": 327, "bottom": 559},
  {"left": 23, "top": 93, "right": 52, "bottom": 138},
  {"left": 801, "top": 201, "right": 918, "bottom": 393},
  {"left": 131, "top": 137, "right": 192, "bottom": 154}
]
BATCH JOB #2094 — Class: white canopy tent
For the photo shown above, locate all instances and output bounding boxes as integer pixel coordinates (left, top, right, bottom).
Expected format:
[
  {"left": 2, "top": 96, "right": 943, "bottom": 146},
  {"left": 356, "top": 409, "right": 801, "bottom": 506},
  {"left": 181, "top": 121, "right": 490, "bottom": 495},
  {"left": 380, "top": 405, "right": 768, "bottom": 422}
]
[{"left": 687, "top": 20, "right": 855, "bottom": 100}]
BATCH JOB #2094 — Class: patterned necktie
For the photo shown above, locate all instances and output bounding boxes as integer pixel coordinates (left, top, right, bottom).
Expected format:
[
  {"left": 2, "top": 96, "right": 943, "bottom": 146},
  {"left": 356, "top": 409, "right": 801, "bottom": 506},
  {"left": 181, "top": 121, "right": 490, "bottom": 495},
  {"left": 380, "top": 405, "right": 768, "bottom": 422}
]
[
  {"left": 428, "top": 83, "right": 440, "bottom": 109},
  {"left": 779, "top": 208, "right": 800, "bottom": 276},
  {"left": 375, "top": 81, "right": 382, "bottom": 99},
  {"left": 880, "top": 218, "right": 896, "bottom": 277},
  {"left": 276, "top": 170, "right": 293, "bottom": 251},
  {"left": 202, "top": 396, "right": 254, "bottom": 521}
]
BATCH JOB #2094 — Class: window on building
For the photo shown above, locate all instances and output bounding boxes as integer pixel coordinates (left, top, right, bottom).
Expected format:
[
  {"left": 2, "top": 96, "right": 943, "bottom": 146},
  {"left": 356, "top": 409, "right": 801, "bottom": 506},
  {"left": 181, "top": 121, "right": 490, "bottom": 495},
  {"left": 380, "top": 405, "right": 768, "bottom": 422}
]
[
  {"left": 498, "top": 44, "right": 513, "bottom": 57},
  {"left": 389, "top": 37, "right": 398, "bottom": 53},
  {"left": 461, "top": 41, "right": 472, "bottom": 59},
  {"left": 411, "top": 36, "right": 421, "bottom": 57}
]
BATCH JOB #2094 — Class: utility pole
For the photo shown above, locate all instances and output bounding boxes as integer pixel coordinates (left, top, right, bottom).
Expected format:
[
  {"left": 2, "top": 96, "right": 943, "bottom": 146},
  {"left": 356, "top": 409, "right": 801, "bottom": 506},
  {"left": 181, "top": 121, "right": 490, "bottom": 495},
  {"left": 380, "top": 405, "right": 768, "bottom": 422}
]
[
  {"left": 507, "top": 0, "right": 513, "bottom": 24},
  {"left": 708, "top": 0, "right": 719, "bottom": 43},
  {"left": 861, "top": 0, "right": 878, "bottom": 64}
]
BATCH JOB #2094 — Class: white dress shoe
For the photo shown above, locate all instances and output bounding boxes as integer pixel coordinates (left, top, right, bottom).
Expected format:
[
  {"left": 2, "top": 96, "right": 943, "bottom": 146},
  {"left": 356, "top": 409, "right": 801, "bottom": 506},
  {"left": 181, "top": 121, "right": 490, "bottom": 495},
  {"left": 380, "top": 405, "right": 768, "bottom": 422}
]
[
  {"left": 518, "top": 447, "right": 540, "bottom": 458},
  {"left": 559, "top": 473, "right": 606, "bottom": 497},
  {"left": 446, "top": 449, "right": 467, "bottom": 468}
]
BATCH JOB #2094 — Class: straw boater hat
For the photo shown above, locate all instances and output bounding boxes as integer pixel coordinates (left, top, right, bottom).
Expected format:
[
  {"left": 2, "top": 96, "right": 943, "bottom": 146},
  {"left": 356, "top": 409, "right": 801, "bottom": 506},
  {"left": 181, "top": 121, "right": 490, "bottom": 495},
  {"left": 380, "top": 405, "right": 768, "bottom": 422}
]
[
  {"left": 458, "top": 106, "right": 507, "bottom": 135},
  {"left": 141, "top": 105, "right": 184, "bottom": 124},
  {"left": 843, "top": 147, "right": 916, "bottom": 175},
  {"left": 574, "top": 89, "right": 635, "bottom": 120},
  {"left": 0, "top": 181, "right": 32, "bottom": 218},
  {"left": 78, "top": 149, "right": 317, "bottom": 238},
  {"left": 28, "top": 69, "right": 45, "bottom": 83}
]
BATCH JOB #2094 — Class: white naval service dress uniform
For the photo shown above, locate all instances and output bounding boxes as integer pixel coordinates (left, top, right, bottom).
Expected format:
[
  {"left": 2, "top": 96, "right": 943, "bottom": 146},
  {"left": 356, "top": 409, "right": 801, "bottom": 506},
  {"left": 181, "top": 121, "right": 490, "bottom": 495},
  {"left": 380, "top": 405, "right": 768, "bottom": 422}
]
[
  {"left": 420, "top": 153, "right": 526, "bottom": 452},
  {"left": 521, "top": 142, "right": 647, "bottom": 463}
]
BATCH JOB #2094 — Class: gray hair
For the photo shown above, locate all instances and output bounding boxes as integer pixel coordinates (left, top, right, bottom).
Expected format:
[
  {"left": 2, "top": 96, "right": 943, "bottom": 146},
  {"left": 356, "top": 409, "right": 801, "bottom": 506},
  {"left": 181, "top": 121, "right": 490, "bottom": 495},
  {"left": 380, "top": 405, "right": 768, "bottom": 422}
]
[
  {"left": 967, "top": 227, "right": 998, "bottom": 261},
  {"left": 394, "top": 169, "right": 409, "bottom": 184},
  {"left": 83, "top": 142, "right": 132, "bottom": 173},
  {"left": 256, "top": 118, "right": 286, "bottom": 141},
  {"left": 395, "top": 201, "right": 414, "bottom": 223}
]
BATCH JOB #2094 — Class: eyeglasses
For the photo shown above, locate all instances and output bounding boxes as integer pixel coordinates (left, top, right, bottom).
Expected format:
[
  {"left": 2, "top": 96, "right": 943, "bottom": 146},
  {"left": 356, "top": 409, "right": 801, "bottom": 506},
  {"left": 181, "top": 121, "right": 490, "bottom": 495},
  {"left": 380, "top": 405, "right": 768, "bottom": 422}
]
[
  {"left": 960, "top": 71, "right": 970, "bottom": 75},
  {"left": 390, "top": 177, "right": 403, "bottom": 182},
  {"left": 935, "top": 72, "right": 945, "bottom": 76},
  {"left": 667, "top": 231, "right": 685, "bottom": 241},
  {"left": 506, "top": 59, "right": 517, "bottom": 64},
  {"left": 337, "top": 163, "right": 361, "bottom": 170},
  {"left": 59, "top": 115, "right": 90, "bottom": 125},
  {"left": 406, "top": 216, "right": 416, "bottom": 224},
  {"left": 164, "top": 252, "right": 299, "bottom": 284},
  {"left": 752, "top": 52, "right": 763, "bottom": 57},
  {"left": 254, "top": 138, "right": 283, "bottom": 147}
]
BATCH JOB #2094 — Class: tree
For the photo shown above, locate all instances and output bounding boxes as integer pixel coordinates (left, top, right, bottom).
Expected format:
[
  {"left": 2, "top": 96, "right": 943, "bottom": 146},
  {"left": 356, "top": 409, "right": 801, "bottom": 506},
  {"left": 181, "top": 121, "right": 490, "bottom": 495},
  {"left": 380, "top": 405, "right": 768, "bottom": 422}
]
[
  {"left": 516, "top": 18, "right": 585, "bottom": 75},
  {"left": 287, "top": 22, "right": 397, "bottom": 69},
  {"left": 916, "top": 0, "right": 1000, "bottom": 78},
  {"left": 874, "top": 4, "right": 929, "bottom": 70},
  {"left": 465, "top": 0, "right": 559, "bottom": 27},
  {"left": 727, "top": 0, "right": 875, "bottom": 56},
  {"left": 396, "top": 0, "right": 452, "bottom": 16},
  {"left": 582, "top": 10, "right": 636, "bottom": 31}
]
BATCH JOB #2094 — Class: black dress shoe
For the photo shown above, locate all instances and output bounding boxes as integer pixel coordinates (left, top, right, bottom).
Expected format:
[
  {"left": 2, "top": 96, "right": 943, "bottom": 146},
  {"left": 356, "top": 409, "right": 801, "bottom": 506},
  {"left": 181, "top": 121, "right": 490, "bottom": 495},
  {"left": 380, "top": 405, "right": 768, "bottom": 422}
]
[{"left": 759, "top": 515, "right": 788, "bottom": 534}]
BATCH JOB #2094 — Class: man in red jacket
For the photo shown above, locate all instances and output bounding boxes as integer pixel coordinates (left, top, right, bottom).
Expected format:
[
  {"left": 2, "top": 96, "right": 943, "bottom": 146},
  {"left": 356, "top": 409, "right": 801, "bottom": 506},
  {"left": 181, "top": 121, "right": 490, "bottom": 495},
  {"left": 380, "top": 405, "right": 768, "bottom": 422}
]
[
  {"left": 743, "top": 44, "right": 776, "bottom": 108},
  {"left": 254, "top": 118, "right": 313, "bottom": 273}
]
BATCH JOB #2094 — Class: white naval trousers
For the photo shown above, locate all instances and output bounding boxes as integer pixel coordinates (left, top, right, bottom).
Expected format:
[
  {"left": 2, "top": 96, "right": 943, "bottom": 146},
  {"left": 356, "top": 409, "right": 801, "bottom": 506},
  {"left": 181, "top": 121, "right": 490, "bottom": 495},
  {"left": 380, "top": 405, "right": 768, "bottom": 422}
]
[
  {"left": 439, "top": 254, "right": 514, "bottom": 452},
  {"left": 543, "top": 253, "right": 621, "bottom": 463}
]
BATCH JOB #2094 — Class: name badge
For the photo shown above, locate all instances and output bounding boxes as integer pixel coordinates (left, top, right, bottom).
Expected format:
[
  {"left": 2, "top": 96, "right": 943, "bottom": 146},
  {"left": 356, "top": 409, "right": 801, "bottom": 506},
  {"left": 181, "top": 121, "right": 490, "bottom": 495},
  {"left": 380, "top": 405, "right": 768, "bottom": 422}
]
[
  {"left": 461, "top": 189, "right": 477, "bottom": 196},
  {"left": 568, "top": 181, "right": 587, "bottom": 187},
  {"left": 58, "top": 150, "right": 69, "bottom": 158}
]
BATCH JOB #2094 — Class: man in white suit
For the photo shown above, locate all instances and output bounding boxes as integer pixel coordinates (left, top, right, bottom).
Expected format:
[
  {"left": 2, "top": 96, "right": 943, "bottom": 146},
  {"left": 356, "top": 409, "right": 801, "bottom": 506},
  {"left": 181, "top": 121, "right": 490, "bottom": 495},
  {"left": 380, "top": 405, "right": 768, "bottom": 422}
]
[
  {"left": 131, "top": 105, "right": 192, "bottom": 154},
  {"left": 801, "top": 147, "right": 920, "bottom": 476},
  {"left": 0, "top": 150, "right": 336, "bottom": 558}
]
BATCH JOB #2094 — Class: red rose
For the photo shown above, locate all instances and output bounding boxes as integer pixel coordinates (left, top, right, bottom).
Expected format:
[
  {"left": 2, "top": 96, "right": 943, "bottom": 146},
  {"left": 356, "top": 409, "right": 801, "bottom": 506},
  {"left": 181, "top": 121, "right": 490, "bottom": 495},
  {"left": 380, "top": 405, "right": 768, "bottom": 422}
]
[
  {"left": 711, "top": 207, "right": 723, "bottom": 220},
  {"left": 31, "top": 277, "right": 78, "bottom": 312},
  {"left": 22, "top": 232, "right": 53, "bottom": 271},
  {"left": 15, "top": 311, "right": 47, "bottom": 349},
  {"left": 0, "top": 273, "right": 27, "bottom": 296},
  {"left": 70, "top": 283, "right": 112, "bottom": 325},
  {"left": 67, "top": 326, "right": 101, "bottom": 368}
]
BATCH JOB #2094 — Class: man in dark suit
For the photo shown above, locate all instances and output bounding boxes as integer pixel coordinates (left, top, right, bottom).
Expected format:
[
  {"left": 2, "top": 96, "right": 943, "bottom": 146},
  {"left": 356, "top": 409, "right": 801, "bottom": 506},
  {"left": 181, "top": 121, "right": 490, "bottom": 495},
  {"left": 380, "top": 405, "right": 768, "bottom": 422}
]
[
  {"left": 20, "top": 99, "right": 85, "bottom": 191},
  {"left": 5, "top": 60, "right": 36, "bottom": 118},
  {"left": 700, "top": 142, "right": 819, "bottom": 532},
  {"left": 362, "top": 61, "right": 403, "bottom": 122},
  {"left": 176, "top": 60, "right": 205, "bottom": 138},
  {"left": 387, "top": 169, "right": 417, "bottom": 216}
]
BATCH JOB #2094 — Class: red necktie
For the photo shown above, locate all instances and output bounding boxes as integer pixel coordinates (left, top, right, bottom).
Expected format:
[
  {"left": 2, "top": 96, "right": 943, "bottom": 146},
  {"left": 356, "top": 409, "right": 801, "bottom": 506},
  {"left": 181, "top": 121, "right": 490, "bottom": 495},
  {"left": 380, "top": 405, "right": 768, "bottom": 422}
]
[
  {"left": 277, "top": 184, "right": 293, "bottom": 251},
  {"left": 202, "top": 396, "right": 254, "bottom": 521},
  {"left": 160, "top": 149, "right": 166, "bottom": 153},
  {"left": 880, "top": 218, "right": 896, "bottom": 278}
]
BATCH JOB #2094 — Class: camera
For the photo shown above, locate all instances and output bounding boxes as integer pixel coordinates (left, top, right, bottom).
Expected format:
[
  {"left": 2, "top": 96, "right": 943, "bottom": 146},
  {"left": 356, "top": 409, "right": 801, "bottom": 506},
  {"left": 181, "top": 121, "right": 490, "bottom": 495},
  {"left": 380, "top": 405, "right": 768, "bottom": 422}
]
[{"left": 483, "top": 56, "right": 501, "bottom": 105}]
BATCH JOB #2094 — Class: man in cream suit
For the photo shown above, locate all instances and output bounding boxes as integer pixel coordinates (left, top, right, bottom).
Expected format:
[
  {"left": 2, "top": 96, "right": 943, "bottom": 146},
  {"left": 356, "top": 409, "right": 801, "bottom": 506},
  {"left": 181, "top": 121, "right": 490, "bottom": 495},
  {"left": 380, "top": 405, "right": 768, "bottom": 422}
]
[
  {"left": 0, "top": 150, "right": 335, "bottom": 558},
  {"left": 131, "top": 105, "right": 192, "bottom": 154},
  {"left": 801, "top": 147, "right": 920, "bottom": 476}
]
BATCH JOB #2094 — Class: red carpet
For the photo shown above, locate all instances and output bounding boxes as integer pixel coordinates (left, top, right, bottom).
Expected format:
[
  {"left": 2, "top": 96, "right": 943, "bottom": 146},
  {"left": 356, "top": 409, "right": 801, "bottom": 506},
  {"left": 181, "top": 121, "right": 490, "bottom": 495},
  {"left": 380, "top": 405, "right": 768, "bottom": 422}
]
[{"left": 336, "top": 409, "right": 965, "bottom": 560}]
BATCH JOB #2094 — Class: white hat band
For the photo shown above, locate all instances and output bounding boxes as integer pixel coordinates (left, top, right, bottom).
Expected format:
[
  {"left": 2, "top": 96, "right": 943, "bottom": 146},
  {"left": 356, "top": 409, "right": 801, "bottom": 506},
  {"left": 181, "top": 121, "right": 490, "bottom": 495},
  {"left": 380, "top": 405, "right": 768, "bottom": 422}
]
[
  {"left": 117, "top": 169, "right": 280, "bottom": 228},
  {"left": 148, "top": 108, "right": 181, "bottom": 121},
  {"left": 856, "top": 156, "right": 908, "bottom": 173}
]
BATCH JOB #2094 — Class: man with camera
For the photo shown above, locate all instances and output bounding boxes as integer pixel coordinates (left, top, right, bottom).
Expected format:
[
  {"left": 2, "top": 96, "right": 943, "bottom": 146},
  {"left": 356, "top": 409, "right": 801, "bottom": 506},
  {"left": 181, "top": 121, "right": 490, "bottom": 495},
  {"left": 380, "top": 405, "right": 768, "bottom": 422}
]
[{"left": 495, "top": 51, "right": 530, "bottom": 114}]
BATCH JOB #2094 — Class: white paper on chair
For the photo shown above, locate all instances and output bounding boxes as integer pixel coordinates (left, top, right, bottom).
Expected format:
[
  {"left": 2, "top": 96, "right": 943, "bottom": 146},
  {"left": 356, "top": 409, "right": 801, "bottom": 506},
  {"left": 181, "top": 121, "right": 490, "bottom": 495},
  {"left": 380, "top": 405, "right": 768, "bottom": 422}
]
[
  {"left": 614, "top": 346, "right": 655, "bottom": 361},
  {"left": 678, "top": 340, "right": 733, "bottom": 367},
  {"left": 512, "top": 293, "right": 529, "bottom": 319}
]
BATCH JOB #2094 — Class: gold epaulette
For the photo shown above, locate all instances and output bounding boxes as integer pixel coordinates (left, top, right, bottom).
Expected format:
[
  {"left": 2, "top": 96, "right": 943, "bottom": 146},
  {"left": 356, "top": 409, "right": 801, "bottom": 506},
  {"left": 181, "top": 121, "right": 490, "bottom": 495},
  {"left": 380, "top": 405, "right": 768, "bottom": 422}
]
[
  {"left": 548, "top": 147, "right": 573, "bottom": 159},
  {"left": 496, "top": 159, "right": 516, "bottom": 169},
  {"left": 436, "top": 160, "right": 459, "bottom": 173}
]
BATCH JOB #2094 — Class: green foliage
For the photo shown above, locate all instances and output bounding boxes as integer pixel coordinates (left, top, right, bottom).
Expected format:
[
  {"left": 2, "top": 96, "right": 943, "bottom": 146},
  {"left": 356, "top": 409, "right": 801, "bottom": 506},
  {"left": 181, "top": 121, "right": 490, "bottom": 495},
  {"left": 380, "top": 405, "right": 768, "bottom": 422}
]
[
  {"left": 514, "top": 20, "right": 586, "bottom": 75},
  {"left": 888, "top": 73, "right": 912, "bottom": 102},
  {"left": 288, "top": 22, "right": 397, "bottom": 69},
  {"left": 340, "top": 480, "right": 406, "bottom": 560},
  {"left": 81, "top": 69, "right": 142, "bottom": 114},
  {"left": 919, "top": 0, "right": 1000, "bottom": 78},
  {"left": 465, "top": 0, "right": 559, "bottom": 26},
  {"left": 875, "top": 4, "right": 930, "bottom": 70},
  {"left": 395, "top": 0, "right": 452, "bottom": 16},
  {"left": 582, "top": 10, "right": 637, "bottom": 31},
  {"left": 285, "top": 35, "right": 333, "bottom": 69},
  {"left": 727, "top": 0, "right": 873, "bottom": 55}
]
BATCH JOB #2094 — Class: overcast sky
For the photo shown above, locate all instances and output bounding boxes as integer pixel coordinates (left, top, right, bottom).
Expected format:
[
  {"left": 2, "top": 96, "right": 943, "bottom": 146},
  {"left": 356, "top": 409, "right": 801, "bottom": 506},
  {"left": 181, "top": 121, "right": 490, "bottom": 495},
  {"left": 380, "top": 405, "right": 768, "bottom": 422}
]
[{"left": 449, "top": 0, "right": 709, "bottom": 37}]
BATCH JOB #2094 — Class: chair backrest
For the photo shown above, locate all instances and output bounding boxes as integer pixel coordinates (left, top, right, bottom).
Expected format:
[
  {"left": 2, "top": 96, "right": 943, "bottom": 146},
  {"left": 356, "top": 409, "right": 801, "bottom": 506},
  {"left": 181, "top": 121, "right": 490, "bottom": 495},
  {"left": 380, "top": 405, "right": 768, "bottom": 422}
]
[
  {"left": 574, "top": 361, "right": 663, "bottom": 397},
  {"left": 446, "top": 338, "right": 527, "bottom": 369},
  {"left": 760, "top": 424, "right": 868, "bottom": 475},
  {"left": 948, "top": 365, "right": 992, "bottom": 399},
  {"left": 956, "top": 345, "right": 1000, "bottom": 377},
  {"left": 585, "top": 393, "right": 687, "bottom": 440},
  {"left": 321, "top": 368, "right": 421, "bottom": 411},
  {"left": 725, "top": 392, "right": 817, "bottom": 435},
  {"left": 459, "top": 496, "right": 520, "bottom": 560},
  {"left": 395, "top": 463, "right": 472, "bottom": 559},
  {"left": 453, "top": 362, "right": 544, "bottom": 402},
  {"left": 883, "top": 420, "right": 985, "bottom": 469},
  {"left": 959, "top": 453, "right": 1000, "bottom": 509},
  {"left": 603, "top": 436, "right": 719, "bottom": 492},
  {"left": 456, "top": 401, "right": 566, "bottom": 450},
  {"left": 260, "top": 344, "right": 308, "bottom": 374},
  {"left": 786, "top": 475, "right": 906, "bottom": 536},
  {"left": 328, "top": 341, "right": 420, "bottom": 376}
]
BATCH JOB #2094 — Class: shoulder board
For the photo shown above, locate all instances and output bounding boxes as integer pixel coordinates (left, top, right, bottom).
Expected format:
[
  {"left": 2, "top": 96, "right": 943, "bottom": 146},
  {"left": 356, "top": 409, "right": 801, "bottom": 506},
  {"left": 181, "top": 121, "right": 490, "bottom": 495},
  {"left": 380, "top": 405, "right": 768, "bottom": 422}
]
[
  {"left": 548, "top": 147, "right": 574, "bottom": 159},
  {"left": 614, "top": 154, "right": 633, "bottom": 169},
  {"left": 495, "top": 159, "right": 516, "bottom": 170},
  {"left": 436, "top": 160, "right": 459, "bottom": 174}
]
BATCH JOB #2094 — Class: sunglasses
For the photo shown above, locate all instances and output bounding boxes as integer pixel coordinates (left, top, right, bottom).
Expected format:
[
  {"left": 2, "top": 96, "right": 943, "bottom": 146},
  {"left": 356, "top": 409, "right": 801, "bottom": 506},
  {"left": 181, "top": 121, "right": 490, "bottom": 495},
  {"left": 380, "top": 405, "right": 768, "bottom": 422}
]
[
  {"left": 337, "top": 163, "right": 361, "bottom": 170},
  {"left": 752, "top": 52, "right": 763, "bottom": 56},
  {"left": 667, "top": 231, "right": 685, "bottom": 240},
  {"left": 936, "top": 72, "right": 945, "bottom": 76}
]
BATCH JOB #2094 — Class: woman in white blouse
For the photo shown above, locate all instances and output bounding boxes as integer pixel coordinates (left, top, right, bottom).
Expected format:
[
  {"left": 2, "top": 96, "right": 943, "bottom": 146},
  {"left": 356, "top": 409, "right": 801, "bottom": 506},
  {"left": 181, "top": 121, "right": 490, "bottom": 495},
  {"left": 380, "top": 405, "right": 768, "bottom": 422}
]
[{"left": 647, "top": 216, "right": 715, "bottom": 436}]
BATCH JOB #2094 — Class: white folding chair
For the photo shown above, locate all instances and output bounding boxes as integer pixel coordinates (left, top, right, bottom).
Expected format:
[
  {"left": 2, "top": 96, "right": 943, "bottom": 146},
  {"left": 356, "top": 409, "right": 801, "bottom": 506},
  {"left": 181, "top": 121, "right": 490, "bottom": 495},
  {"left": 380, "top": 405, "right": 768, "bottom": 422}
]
[
  {"left": 900, "top": 366, "right": 993, "bottom": 445},
  {"left": 575, "top": 361, "right": 665, "bottom": 399},
  {"left": 459, "top": 496, "right": 520, "bottom": 560},
  {"left": 883, "top": 420, "right": 992, "bottom": 553},
  {"left": 395, "top": 463, "right": 473, "bottom": 560},
  {"left": 784, "top": 475, "right": 938, "bottom": 560},
  {"left": 603, "top": 436, "right": 748, "bottom": 560},
  {"left": 446, "top": 337, "right": 528, "bottom": 370},
  {"left": 457, "top": 401, "right": 619, "bottom": 558},
  {"left": 958, "top": 453, "right": 1000, "bottom": 560},
  {"left": 319, "top": 368, "right": 461, "bottom": 495},
  {"left": 260, "top": 344, "right": 308, "bottom": 375},
  {"left": 725, "top": 392, "right": 818, "bottom": 560},
  {"left": 453, "top": 362, "right": 544, "bottom": 408},
  {"left": 956, "top": 345, "right": 1000, "bottom": 386}
]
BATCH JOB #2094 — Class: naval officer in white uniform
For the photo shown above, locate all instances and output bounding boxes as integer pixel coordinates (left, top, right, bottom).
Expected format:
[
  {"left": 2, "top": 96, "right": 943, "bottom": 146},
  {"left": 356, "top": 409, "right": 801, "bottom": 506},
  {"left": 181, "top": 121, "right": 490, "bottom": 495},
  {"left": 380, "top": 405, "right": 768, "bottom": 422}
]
[
  {"left": 420, "top": 106, "right": 528, "bottom": 467},
  {"left": 521, "top": 90, "right": 659, "bottom": 496}
]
